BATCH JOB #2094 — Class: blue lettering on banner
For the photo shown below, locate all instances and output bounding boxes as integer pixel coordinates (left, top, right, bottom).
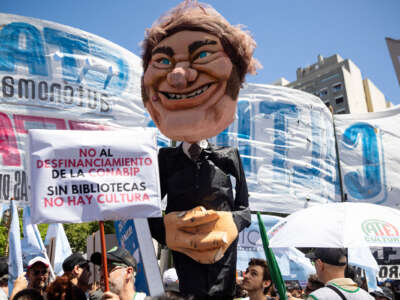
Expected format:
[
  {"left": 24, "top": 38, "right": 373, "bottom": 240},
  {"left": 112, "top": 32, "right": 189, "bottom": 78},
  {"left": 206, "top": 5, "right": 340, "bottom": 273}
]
[
  {"left": 212, "top": 98, "right": 340, "bottom": 204},
  {"left": 43, "top": 27, "right": 90, "bottom": 82},
  {"left": 294, "top": 109, "right": 321, "bottom": 178},
  {"left": 216, "top": 127, "right": 230, "bottom": 147},
  {"left": 343, "top": 122, "right": 386, "bottom": 202},
  {"left": 259, "top": 101, "right": 298, "bottom": 183},
  {"left": 238, "top": 99, "right": 252, "bottom": 173},
  {"left": 0, "top": 21, "right": 130, "bottom": 102},
  {"left": 0, "top": 22, "right": 48, "bottom": 76},
  {"left": 83, "top": 41, "right": 129, "bottom": 92}
]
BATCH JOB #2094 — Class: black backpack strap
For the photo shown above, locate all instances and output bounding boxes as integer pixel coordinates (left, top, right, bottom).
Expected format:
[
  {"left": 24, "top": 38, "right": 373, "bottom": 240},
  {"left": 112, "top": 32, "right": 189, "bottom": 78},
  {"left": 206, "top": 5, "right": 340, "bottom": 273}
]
[{"left": 326, "top": 285, "right": 347, "bottom": 300}]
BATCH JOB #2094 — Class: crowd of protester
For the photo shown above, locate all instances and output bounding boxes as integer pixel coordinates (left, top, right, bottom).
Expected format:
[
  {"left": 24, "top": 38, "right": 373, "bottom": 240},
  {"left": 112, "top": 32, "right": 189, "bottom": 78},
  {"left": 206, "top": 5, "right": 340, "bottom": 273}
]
[{"left": 1, "top": 247, "right": 400, "bottom": 300}]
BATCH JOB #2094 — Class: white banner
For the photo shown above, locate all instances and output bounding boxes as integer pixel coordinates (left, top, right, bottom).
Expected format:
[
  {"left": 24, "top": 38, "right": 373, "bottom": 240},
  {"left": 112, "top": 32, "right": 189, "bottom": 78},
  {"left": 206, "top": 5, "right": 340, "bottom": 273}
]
[
  {"left": 0, "top": 13, "right": 168, "bottom": 208},
  {"left": 28, "top": 129, "right": 161, "bottom": 223},
  {"left": 4, "top": 13, "right": 400, "bottom": 214},
  {"left": 212, "top": 84, "right": 340, "bottom": 213},
  {"left": 335, "top": 105, "right": 400, "bottom": 207},
  {"left": 0, "top": 13, "right": 341, "bottom": 214}
]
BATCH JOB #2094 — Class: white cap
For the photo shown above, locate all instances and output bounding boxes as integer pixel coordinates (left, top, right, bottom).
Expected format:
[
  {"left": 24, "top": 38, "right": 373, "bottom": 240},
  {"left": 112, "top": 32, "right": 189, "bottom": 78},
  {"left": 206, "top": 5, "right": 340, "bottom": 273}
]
[{"left": 27, "top": 256, "right": 49, "bottom": 269}]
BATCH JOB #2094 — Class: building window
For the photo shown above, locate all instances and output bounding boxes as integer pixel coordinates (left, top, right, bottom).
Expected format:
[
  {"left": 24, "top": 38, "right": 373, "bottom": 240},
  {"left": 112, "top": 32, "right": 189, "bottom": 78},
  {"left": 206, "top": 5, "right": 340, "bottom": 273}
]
[
  {"left": 319, "top": 88, "right": 328, "bottom": 97},
  {"left": 335, "top": 96, "right": 344, "bottom": 104},
  {"left": 320, "top": 73, "right": 339, "bottom": 83},
  {"left": 332, "top": 82, "right": 343, "bottom": 93}
]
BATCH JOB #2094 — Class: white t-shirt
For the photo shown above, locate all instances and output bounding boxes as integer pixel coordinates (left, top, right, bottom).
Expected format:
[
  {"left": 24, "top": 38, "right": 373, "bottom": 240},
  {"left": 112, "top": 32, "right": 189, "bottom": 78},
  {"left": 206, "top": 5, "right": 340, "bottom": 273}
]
[
  {"left": 134, "top": 292, "right": 146, "bottom": 300},
  {"left": 307, "top": 278, "right": 374, "bottom": 300},
  {"left": 0, "top": 288, "right": 8, "bottom": 300}
]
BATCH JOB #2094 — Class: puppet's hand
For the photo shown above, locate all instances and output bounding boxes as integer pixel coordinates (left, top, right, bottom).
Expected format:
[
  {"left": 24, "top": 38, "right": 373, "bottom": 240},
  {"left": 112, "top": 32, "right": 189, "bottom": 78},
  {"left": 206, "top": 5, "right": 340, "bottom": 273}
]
[{"left": 164, "top": 206, "right": 238, "bottom": 264}]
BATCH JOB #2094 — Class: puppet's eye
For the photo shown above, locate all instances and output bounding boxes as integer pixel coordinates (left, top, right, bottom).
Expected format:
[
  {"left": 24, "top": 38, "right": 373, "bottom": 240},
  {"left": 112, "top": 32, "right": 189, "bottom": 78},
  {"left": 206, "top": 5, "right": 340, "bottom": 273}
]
[
  {"left": 159, "top": 58, "right": 171, "bottom": 65},
  {"left": 198, "top": 51, "right": 210, "bottom": 59}
]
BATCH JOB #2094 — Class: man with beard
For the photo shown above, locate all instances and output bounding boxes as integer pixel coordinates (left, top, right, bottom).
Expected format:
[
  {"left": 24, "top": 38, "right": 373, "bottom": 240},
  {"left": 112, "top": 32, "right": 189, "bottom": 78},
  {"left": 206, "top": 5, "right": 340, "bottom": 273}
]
[
  {"left": 10, "top": 257, "right": 50, "bottom": 298},
  {"left": 91, "top": 247, "right": 146, "bottom": 300},
  {"left": 241, "top": 258, "right": 273, "bottom": 300},
  {"left": 142, "top": 1, "right": 259, "bottom": 299}
]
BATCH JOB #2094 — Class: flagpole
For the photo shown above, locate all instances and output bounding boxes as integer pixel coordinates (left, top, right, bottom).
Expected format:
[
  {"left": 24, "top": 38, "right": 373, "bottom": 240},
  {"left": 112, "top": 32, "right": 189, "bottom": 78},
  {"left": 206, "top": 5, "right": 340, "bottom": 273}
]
[
  {"left": 257, "top": 212, "right": 287, "bottom": 300},
  {"left": 34, "top": 223, "right": 56, "bottom": 281},
  {"left": 329, "top": 105, "right": 346, "bottom": 202},
  {"left": 99, "top": 221, "right": 109, "bottom": 291}
]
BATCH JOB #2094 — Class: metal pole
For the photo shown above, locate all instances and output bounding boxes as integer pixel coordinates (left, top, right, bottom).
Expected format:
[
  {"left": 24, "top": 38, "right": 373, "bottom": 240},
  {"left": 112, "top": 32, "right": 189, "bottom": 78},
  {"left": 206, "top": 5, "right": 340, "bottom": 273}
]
[{"left": 330, "top": 105, "right": 346, "bottom": 202}]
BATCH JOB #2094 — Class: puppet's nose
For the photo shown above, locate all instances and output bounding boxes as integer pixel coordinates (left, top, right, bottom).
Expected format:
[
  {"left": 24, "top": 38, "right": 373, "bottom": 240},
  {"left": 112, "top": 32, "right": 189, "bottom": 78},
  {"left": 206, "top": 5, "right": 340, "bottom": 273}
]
[{"left": 167, "top": 63, "right": 198, "bottom": 89}]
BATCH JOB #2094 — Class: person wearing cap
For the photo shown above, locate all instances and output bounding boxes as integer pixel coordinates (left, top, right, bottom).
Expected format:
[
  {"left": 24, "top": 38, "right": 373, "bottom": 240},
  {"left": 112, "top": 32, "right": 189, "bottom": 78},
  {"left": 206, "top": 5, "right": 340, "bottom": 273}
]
[
  {"left": 62, "top": 252, "right": 92, "bottom": 295},
  {"left": 90, "top": 246, "right": 146, "bottom": 300},
  {"left": 370, "top": 287, "right": 394, "bottom": 300},
  {"left": 10, "top": 256, "right": 50, "bottom": 299},
  {"left": 0, "top": 257, "right": 8, "bottom": 300},
  {"left": 306, "top": 248, "right": 374, "bottom": 300}
]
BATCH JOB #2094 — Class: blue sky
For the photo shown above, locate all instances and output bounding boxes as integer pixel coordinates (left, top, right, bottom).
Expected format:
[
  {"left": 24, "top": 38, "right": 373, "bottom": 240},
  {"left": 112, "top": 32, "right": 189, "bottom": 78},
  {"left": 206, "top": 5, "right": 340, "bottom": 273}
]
[{"left": 1, "top": 0, "right": 399, "bottom": 104}]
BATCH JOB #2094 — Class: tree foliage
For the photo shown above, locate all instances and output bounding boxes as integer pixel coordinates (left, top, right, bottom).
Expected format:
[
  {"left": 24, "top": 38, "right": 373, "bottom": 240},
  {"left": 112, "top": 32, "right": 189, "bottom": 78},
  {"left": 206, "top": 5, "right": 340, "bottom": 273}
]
[
  {"left": 0, "top": 206, "right": 115, "bottom": 256},
  {"left": 63, "top": 221, "right": 115, "bottom": 252}
]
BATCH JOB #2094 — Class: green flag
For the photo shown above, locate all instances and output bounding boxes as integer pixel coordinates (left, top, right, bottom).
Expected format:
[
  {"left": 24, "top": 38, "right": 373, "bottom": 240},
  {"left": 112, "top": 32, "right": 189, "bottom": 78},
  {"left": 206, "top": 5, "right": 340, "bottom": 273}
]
[{"left": 257, "top": 212, "right": 287, "bottom": 300}]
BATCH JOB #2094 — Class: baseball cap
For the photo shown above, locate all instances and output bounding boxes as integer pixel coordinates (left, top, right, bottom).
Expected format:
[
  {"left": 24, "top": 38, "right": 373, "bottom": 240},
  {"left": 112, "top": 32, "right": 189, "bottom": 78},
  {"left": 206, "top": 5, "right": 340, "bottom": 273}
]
[
  {"left": 27, "top": 256, "right": 49, "bottom": 269},
  {"left": 370, "top": 287, "right": 393, "bottom": 300},
  {"left": 307, "top": 248, "right": 347, "bottom": 266},
  {"left": 62, "top": 253, "right": 89, "bottom": 272},
  {"left": 90, "top": 247, "right": 136, "bottom": 270}
]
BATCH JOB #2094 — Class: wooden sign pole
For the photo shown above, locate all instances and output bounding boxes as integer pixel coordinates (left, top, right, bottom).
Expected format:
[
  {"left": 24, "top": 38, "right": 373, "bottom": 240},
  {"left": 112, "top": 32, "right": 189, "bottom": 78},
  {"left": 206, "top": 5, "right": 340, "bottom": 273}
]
[{"left": 99, "top": 221, "right": 109, "bottom": 291}]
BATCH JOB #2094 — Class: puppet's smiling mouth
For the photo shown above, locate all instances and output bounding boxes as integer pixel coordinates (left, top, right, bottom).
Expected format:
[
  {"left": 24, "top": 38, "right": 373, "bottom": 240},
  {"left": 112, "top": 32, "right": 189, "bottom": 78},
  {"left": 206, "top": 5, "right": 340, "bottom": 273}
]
[{"left": 161, "top": 84, "right": 211, "bottom": 100}]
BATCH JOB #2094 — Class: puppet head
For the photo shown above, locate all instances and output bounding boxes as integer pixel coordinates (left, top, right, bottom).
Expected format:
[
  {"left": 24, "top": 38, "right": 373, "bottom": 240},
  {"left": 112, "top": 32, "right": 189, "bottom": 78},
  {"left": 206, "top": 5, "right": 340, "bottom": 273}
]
[{"left": 141, "top": 0, "right": 260, "bottom": 142}]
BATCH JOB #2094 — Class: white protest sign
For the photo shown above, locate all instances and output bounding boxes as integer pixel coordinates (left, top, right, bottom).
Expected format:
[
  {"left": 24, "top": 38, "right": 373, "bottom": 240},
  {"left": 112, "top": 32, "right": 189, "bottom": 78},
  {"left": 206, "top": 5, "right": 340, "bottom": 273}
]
[
  {"left": 378, "top": 265, "right": 400, "bottom": 281},
  {"left": 28, "top": 129, "right": 161, "bottom": 223}
]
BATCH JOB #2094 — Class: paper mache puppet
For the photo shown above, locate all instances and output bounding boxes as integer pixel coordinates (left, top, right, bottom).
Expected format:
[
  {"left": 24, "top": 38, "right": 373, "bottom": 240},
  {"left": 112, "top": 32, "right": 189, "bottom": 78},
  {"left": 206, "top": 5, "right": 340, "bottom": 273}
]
[{"left": 141, "top": 1, "right": 260, "bottom": 299}]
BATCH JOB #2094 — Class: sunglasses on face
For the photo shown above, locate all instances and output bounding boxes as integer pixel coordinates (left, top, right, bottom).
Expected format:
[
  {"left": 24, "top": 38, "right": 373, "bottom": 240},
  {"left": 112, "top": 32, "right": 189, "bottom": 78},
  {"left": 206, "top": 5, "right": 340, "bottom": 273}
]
[
  {"left": 33, "top": 269, "right": 48, "bottom": 276},
  {"left": 104, "top": 264, "right": 125, "bottom": 274}
]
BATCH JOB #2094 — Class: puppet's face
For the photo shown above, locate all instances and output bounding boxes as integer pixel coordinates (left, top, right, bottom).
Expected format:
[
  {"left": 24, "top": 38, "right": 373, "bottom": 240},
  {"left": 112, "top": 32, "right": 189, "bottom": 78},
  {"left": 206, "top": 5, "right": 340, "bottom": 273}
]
[{"left": 143, "top": 30, "right": 237, "bottom": 143}]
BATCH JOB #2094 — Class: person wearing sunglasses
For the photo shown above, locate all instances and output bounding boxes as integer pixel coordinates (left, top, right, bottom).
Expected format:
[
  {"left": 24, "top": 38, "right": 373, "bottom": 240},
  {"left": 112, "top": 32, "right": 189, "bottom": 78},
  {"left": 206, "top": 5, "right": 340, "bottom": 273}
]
[
  {"left": 26, "top": 257, "right": 50, "bottom": 295},
  {"left": 90, "top": 247, "right": 146, "bottom": 300},
  {"left": 10, "top": 256, "right": 50, "bottom": 300}
]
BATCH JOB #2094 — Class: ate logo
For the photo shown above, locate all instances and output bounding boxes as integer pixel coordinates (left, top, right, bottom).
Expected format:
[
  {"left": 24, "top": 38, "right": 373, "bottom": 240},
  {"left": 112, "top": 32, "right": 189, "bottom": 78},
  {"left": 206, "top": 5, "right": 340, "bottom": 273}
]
[{"left": 362, "top": 219, "right": 399, "bottom": 238}]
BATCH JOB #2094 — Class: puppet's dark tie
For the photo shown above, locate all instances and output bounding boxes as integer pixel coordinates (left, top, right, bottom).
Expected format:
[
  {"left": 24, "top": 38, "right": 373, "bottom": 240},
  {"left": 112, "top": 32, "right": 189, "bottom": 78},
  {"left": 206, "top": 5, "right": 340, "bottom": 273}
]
[{"left": 188, "top": 143, "right": 202, "bottom": 161}]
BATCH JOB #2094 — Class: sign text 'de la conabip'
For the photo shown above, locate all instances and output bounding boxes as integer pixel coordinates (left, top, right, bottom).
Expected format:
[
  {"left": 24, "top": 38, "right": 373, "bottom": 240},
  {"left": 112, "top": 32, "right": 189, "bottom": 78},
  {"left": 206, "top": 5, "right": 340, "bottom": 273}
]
[{"left": 28, "top": 129, "right": 161, "bottom": 223}]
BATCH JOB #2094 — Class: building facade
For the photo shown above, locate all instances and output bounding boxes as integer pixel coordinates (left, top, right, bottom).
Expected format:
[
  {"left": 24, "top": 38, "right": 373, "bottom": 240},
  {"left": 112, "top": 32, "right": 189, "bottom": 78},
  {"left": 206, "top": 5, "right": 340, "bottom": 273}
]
[{"left": 278, "top": 54, "right": 391, "bottom": 114}]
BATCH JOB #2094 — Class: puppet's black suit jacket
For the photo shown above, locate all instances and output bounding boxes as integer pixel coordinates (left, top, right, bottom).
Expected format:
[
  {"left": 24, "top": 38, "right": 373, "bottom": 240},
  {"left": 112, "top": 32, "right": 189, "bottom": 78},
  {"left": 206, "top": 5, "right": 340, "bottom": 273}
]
[{"left": 148, "top": 143, "right": 251, "bottom": 299}]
